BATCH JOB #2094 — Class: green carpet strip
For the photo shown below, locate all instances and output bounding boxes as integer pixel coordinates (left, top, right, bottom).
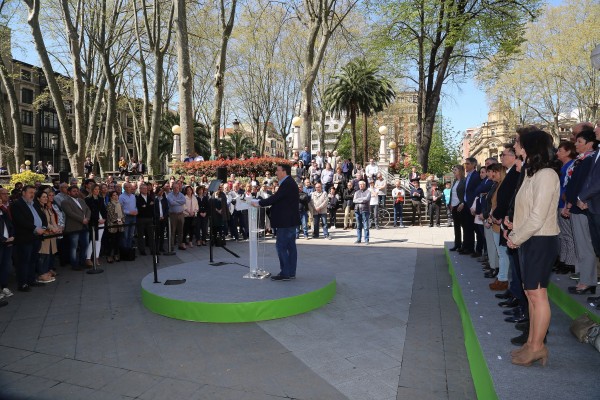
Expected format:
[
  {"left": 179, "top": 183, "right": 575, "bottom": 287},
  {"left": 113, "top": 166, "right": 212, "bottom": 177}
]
[
  {"left": 445, "top": 248, "right": 499, "bottom": 400},
  {"left": 548, "top": 282, "right": 600, "bottom": 324}
]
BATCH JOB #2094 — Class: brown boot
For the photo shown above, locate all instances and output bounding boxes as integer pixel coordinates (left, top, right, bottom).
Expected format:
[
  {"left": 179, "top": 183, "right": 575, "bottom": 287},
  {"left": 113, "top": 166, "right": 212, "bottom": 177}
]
[{"left": 489, "top": 279, "right": 509, "bottom": 291}]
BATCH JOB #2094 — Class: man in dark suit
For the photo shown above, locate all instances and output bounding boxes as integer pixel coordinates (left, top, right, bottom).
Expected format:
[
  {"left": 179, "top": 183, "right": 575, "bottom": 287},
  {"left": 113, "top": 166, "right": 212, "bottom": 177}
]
[
  {"left": 449, "top": 166, "right": 466, "bottom": 251},
  {"left": 136, "top": 183, "right": 155, "bottom": 255},
  {"left": 10, "top": 185, "right": 47, "bottom": 291},
  {"left": 154, "top": 185, "right": 170, "bottom": 253},
  {"left": 407, "top": 166, "right": 420, "bottom": 181},
  {"left": 251, "top": 163, "right": 300, "bottom": 281},
  {"left": 62, "top": 186, "right": 92, "bottom": 270},
  {"left": 459, "top": 157, "right": 481, "bottom": 254}
]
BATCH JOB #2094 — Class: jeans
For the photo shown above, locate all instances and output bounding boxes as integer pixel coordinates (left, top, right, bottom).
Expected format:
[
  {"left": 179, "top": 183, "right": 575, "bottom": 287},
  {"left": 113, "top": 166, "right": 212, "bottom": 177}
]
[
  {"left": 355, "top": 210, "right": 370, "bottom": 242},
  {"left": 393, "top": 203, "right": 404, "bottom": 226},
  {"left": 370, "top": 204, "right": 379, "bottom": 228},
  {"left": 313, "top": 213, "right": 329, "bottom": 237},
  {"left": 297, "top": 211, "right": 308, "bottom": 238},
  {"left": 68, "top": 230, "right": 89, "bottom": 268},
  {"left": 121, "top": 215, "right": 136, "bottom": 248},
  {"left": 275, "top": 227, "right": 297, "bottom": 277},
  {"left": 492, "top": 231, "right": 509, "bottom": 281}
]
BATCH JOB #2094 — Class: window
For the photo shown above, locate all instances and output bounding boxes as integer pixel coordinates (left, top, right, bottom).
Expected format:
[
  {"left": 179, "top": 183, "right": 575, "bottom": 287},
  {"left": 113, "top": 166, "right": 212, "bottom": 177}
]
[
  {"left": 126, "top": 132, "right": 133, "bottom": 144},
  {"left": 333, "top": 124, "right": 338, "bottom": 130},
  {"left": 42, "top": 111, "right": 59, "bottom": 129},
  {"left": 127, "top": 116, "right": 134, "bottom": 128},
  {"left": 324, "top": 124, "right": 330, "bottom": 130},
  {"left": 490, "top": 129, "right": 496, "bottom": 136},
  {"left": 21, "top": 110, "right": 33, "bottom": 126},
  {"left": 23, "top": 133, "right": 35, "bottom": 148},
  {"left": 21, "top": 69, "right": 31, "bottom": 82},
  {"left": 41, "top": 132, "right": 58, "bottom": 149},
  {"left": 21, "top": 88, "right": 34, "bottom": 104}
]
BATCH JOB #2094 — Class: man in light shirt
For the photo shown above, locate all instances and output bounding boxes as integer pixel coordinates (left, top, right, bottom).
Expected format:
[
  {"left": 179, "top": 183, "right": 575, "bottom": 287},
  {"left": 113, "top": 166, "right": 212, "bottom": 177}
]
[{"left": 119, "top": 182, "right": 138, "bottom": 249}]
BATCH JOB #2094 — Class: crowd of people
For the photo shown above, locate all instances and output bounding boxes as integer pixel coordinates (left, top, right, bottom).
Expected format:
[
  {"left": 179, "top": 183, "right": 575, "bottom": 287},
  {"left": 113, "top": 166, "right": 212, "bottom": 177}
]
[{"left": 449, "top": 122, "right": 600, "bottom": 367}]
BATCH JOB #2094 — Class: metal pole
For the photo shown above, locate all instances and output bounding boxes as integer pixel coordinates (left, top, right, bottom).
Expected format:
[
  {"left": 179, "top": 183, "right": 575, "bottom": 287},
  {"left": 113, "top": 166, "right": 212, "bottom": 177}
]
[
  {"left": 152, "top": 221, "right": 160, "bottom": 283},
  {"left": 86, "top": 226, "right": 104, "bottom": 274},
  {"left": 162, "top": 215, "right": 175, "bottom": 256}
]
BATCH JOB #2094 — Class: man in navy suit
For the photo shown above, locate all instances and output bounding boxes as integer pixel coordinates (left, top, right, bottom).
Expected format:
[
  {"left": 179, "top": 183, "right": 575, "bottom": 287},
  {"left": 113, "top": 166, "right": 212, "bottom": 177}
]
[
  {"left": 252, "top": 163, "right": 300, "bottom": 281},
  {"left": 459, "top": 157, "right": 481, "bottom": 255}
]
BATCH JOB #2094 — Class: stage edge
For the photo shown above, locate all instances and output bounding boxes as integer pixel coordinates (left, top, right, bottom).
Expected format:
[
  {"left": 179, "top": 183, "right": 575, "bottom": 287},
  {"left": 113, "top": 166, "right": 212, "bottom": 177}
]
[{"left": 141, "top": 279, "right": 336, "bottom": 323}]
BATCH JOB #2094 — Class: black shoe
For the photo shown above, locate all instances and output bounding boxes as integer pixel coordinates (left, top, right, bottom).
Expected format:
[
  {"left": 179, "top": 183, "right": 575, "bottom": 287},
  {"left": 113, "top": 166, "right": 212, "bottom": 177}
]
[
  {"left": 587, "top": 296, "right": 600, "bottom": 303},
  {"left": 270, "top": 274, "right": 290, "bottom": 281},
  {"left": 484, "top": 269, "right": 499, "bottom": 279},
  {"left": 503, "top": 307, "right": 520, "bottom": 316},
  {"left": 568, "top": 286, "right": 596, "bottom": 295},
  {"left": 458, "top": 249, "right": 472, "bottom": 255},
  {"left": 511, "top": 330, "right": 529, "bottom": 346},
  {"left": 449, "top": 246, "right": 460, "bottom": 251},
  {"left": 0, "top": 299, "right": 7, "bottom": 307},
  {"left": 495, "top": 290, "right": 512, "bottom": 299},
  {"left": 29, "top": 282, "right": 44, "bottom": 287},
  {"left": 498, "top": 298, "right": 519, "bottom": 308},
  {"left": 515, "top": 321, "right": 529, "bottom": 332},
  {"left": 471, "top": 252, "right": 482, "bottom": 258},
  {"left": 505, "top": 314, "right": 528, "bottom": 323},
  {"left": 18, "top": 284, "right": 31, "bottom": 292}
]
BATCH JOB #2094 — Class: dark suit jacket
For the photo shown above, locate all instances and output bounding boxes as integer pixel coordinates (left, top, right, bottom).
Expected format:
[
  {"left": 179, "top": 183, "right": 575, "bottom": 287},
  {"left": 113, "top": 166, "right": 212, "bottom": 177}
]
[
  {"left": 136, "top": 194, "right": 155, "bottom": 219},
  {"left": 61, "top": 196, "right": 92, "bottom": 233},
  {"left": 258, "top": 175, "right": 300, "bottom": 228},
  {"left": 566, "top": 155, "right": 595, "bottom": 214},
  {"left": 491, "top": 167, "right": 520, "bottom": 221},
  {"left": 154, "top": 196, "right": 170, "bottom": 222},
  {"left": 449, "top": 178, "right": 465, "bottom": 207},
  {"left": 10, "top": 198, "right": 47, "bottom": 244},
  {"left": 577, "top": 153, "right": 600, "bottom": 213},
  {"left": 0, "top": 209, "right": 15, "bottom": 245},
  {"left": 464, "top": 170, "right": 482, "bottom": 207}
]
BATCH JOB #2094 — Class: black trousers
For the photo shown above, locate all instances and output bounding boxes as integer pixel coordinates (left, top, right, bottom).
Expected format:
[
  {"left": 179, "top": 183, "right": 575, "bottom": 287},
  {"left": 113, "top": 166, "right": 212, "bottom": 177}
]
[
  {"left": 429, "top": 203, "right": 440, "bottom": 226},
  {"left": 136, "top": 217, "right": 155, "bottom": 254},
  {"left": 451, "top": 206, "right": 463, "bottom": 248},
  {"left": 461, "top": 207, "right": 476, "bottom": 252}
]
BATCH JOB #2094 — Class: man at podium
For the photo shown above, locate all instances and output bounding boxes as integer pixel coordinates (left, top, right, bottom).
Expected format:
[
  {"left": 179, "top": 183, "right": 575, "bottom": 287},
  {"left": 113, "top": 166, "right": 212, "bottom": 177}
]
[{"left": 251, "top": 163, "right": 299, "bottom": 281}]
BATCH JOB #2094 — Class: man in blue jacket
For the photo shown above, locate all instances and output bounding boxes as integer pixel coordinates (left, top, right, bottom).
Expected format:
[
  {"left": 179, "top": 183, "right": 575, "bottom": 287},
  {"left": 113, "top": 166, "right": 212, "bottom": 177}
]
[{"left": 251, "top": 163, "right": 300, "bottom": 281}]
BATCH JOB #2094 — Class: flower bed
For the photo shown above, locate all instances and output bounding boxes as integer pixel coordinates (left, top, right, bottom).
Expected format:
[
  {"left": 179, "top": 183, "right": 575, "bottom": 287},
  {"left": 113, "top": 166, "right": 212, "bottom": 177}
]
[{"left": 171, "top": 157, "right": 291, "bottom": 178}]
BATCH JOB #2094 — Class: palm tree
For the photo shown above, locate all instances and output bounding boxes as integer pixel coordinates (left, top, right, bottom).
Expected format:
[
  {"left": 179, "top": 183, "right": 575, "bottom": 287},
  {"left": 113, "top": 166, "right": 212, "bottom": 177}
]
[
  {"left": 324, "top": 59, "right": 395, "bottom": 164},
  {"left": 160, "top": 113, "right": 210, "bottom": 161},
  {"left": 220, "top": 131, "right": 256, "bottom": 159}
]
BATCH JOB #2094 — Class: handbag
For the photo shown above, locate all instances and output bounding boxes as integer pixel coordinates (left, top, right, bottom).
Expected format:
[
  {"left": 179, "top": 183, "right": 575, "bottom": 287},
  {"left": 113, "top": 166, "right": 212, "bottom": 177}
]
[{"left": 570, "top": 314, "right": 598, "bottom": 343}]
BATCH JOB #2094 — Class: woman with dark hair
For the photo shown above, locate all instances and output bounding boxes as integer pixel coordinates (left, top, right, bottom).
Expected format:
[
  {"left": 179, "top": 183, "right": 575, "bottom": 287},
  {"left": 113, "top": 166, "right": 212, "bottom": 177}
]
[
  {"left": 448, "top": 165, "right": 465, "bottom": 251},
  {"left": 507, "top": 130, "right": 560, "bottom": 367},
  {"left": 182, "top": 185, "right": 199, "bottom": 247},
  {"left": 105, "top": 191, "right": 124, "bottom": 263},
  {"left": 195, "top": 186, "right": 209, "bottom": 246},
  {"left": 85, "top": 184, "right": 107, "bottom": 266},
  {"left": 36, "top": 191, "right": 57, "bottom": 283},
  {"left": 555, "top": 141, "right": 577, "bottom": 274},
  {"left": 562, "top": 130, "right": 598, "bottom": 295}
]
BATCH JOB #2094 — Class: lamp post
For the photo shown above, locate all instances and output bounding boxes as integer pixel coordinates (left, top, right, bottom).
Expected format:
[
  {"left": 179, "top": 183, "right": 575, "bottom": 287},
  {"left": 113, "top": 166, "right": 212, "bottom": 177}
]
[
  {"left": 388, "top": 140, "right": 397, "bottom": 163},
  {"left": 292, "top": 116, "right": 302, "bottom": 156},
  {"left": 171, "top": 125, "right": 182, "bottom": 162},
  {"left": 24, "top": 160, "right": 31, "bottom": 171},
  {"left": 51, "top": 134, "right": 58, "bottom": 172}
]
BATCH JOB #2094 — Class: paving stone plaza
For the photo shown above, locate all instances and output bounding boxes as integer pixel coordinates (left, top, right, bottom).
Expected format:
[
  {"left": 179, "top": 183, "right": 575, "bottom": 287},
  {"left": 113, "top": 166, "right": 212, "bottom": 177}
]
[{"left": 0, "top": 227, "right": 475, "bottom": 400}]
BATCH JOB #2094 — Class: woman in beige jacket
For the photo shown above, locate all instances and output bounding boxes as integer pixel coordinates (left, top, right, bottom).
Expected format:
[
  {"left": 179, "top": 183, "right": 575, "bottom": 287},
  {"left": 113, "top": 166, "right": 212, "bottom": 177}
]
[{"left": 507, "top": 130, "right": 560, "bottom": 367}]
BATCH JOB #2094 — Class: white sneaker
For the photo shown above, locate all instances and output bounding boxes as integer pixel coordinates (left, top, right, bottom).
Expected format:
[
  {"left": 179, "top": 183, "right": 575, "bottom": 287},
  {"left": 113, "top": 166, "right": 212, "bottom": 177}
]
[{"left": 2, "top": 288, "right": 13, "bottom": 297}]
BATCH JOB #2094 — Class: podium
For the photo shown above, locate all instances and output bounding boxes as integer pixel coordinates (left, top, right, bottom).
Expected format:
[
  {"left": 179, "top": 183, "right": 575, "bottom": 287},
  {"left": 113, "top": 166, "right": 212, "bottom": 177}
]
[{"left": 243, "top": 202, "right": 271, "bottom": 279}]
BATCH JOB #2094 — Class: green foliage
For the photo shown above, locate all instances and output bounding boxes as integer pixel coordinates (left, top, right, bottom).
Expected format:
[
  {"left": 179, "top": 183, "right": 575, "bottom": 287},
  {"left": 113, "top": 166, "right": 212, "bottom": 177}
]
[
  {"left": 219, "top": 132, "right": 257, "bottom": 159},
  {"left": 336, "top": 118, "right": 381, "bottom": 165},
  {"left": 9, "top": 170, "right": 46, "bottom": 191},
  {"left": 324, "top": 58, "right": 396, "bottom": 162},
  {"left": 160, "top": 113, "right": 210, "bottom": 161}
]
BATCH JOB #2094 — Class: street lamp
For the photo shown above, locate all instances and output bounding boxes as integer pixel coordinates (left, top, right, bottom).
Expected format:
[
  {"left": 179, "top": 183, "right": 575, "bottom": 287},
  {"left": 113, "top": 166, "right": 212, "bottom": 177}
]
[
  {"left": 171, "top": 125, "right": 181, "bottom": 162},
  {"left": 24, "top": 160, "right": 31, "bottom": 170},
  {"left": 291, "top": 116, "right": 303, "bottom": 156},
  {"left": 378, "top": 126, "right": 388, "bottom": 163},
  {"left": 51, "top": 134, "right": 58, "bottom": 173}
]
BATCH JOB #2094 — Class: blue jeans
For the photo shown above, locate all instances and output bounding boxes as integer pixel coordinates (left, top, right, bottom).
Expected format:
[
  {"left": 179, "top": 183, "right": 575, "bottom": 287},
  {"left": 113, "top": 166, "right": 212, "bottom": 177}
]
[
  {"left": 121, "top": 215, "right": 136, "bottom": 248},
  {"left": 313, "top": 213, "right": 329, "bottom": 238},
  {"left": 69, "top": 230, "right": 89, "bottom": 268},
  {"left": 275, "top": 227, "right": 297, "bottom": 277},
  {"left": 493, "top": 231, "right": 509, "bottom": 281},
  {"left": 393, "top": 203, "right": 404, "bottom": 226},
  {"left": 355, "top": 211, "right": 370, "bottom": 242},
  {"left": 297, "top": 211, "right": 308, "bottom": 238}
]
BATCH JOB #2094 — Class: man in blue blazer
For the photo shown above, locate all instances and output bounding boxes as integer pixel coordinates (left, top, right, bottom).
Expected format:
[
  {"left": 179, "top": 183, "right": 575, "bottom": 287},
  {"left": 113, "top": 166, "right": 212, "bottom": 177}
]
[
  {"left": 252, "top": 163, "right": 300, "bottom": 281},
  {"left": 459, "top": 157, "right": 482, "bottom": 255},
  {"left": 578, "top": 126, "right": 600, "bottom": 259}
]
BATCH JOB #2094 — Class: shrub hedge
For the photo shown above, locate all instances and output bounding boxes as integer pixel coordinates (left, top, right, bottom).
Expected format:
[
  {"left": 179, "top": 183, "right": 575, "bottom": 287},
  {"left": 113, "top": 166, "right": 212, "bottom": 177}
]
[{"left": 170, "top": 157, "right": 291, "bottom": 178}]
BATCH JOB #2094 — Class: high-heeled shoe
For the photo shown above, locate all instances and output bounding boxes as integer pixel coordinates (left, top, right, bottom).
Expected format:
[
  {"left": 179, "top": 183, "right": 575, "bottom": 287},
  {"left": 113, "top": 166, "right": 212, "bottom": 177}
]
[
  {"left": 568, "top": 285, "right": 596, "bottom": 295},
  {"left": 511, "top": 346, "right": 548, "bottom": 367},
  {"left": 511, "top": 343, "right": 528, "bottom": 357}
]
